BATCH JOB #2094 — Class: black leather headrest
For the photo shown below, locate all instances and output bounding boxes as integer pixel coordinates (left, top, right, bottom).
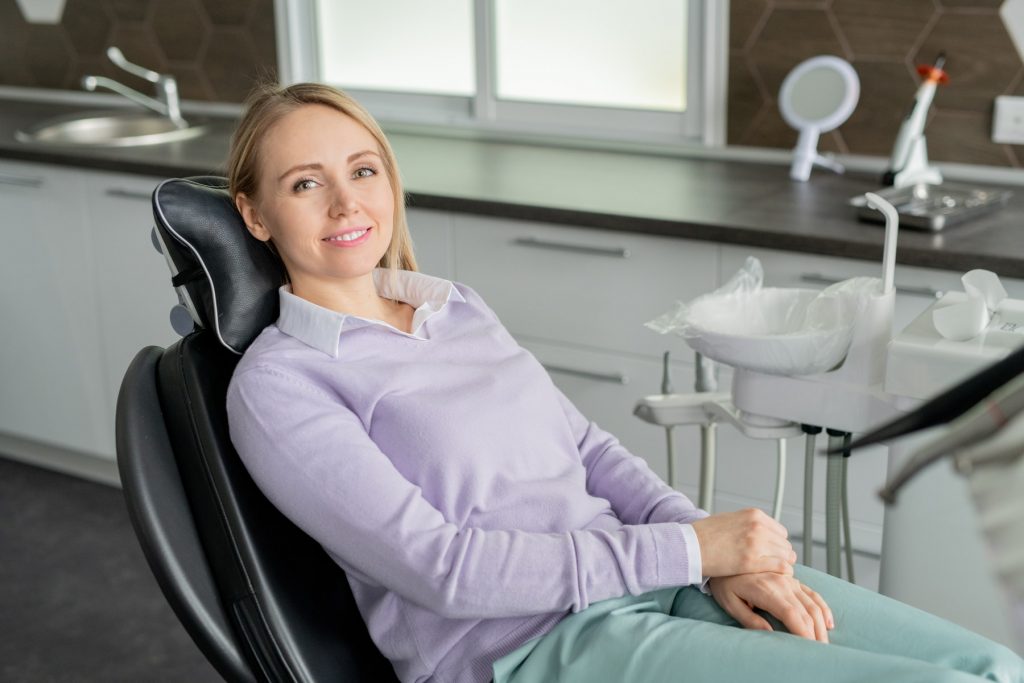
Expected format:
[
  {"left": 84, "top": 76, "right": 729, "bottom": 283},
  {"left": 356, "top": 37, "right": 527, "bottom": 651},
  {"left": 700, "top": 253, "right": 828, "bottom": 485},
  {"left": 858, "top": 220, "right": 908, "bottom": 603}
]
[{"left": 152, "top": 176, "right": 287, "bottom": 354}]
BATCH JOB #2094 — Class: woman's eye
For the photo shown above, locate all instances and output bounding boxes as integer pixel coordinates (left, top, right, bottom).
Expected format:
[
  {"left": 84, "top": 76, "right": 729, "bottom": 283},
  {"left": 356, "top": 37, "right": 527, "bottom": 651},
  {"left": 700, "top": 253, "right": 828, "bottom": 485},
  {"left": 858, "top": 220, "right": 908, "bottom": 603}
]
[
  {"left": 353, "top": 166, "right": 377, "bottom": 179},
  {"left": 292, "top": 178, "right": 318, "bottom": 192}
]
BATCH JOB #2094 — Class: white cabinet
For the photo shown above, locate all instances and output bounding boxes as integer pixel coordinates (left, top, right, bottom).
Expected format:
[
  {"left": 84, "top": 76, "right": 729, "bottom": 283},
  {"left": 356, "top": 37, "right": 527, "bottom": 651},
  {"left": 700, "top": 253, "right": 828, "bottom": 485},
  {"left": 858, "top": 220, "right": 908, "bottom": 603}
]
[
  {"left": 0, "top": 160, "right": 108, "bottom": 455},
  {"left": 407, "top": 208, "right": 454, "bottom": 279},
  {"left": 84, "top": 171, "right": 181, "bottom": 457},
  {"left": 453, "top": 215, "right": 718, "bottom": 360}
]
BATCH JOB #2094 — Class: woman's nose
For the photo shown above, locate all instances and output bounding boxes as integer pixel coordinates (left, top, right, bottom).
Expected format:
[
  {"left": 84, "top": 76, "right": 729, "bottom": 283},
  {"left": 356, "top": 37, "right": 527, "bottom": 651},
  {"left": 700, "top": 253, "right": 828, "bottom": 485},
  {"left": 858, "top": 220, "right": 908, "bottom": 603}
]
[{"left": 328, "top": 184, "right": 358, "bottom": 216}]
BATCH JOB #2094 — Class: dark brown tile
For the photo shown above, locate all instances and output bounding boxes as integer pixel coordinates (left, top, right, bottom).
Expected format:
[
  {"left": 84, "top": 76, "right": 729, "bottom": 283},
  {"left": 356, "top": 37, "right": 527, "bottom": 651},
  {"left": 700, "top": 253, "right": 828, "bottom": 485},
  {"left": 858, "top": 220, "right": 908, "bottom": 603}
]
[
  {"left": 62, "top": 0, "right": 113, "bottom": 58},
  {"left": 727, "top": 53, "right": 767, "bottom": 144},
  {"left": 199, "top": 0, "right": 252, "bottom": 26},
  {"left": 822, "top": 129, "right": 845, "bottom": 154},
  {"left": 926, "top": 109, "right": 1013, "bottom": 166},
  {"left": 831, "top": 0, "right": 937, "bottom": 61},
  {"left": 164, "top": 63, "right": 214, "bottom": 100},
  {"left": 748, "top": 8, "right": 848, "bottom": 99},
  {"left": 23, "top": 24, "right": 75, "bottom": 89},
  {"left": 203, "top": 27, "right": 261, "bottom": 102},
  {"left": 102, "top": 0, "right": 153, "bottom": 22},
  {"left": 739, "top": 103, "right": 798, "bottom": 149},
  {"left": 246, "top": 0, "right": 276, "bottom": 75},
  {"left": 839, "top": 61, "right": 920, "bottom": 156},
  {"left": 1007, "top": 145, "right": 1024, "bottom": 168},
  {"left": 0, "top": 1, "right": 32, "bottom": 86},
  {"left": 730, "top": 0, "right": 769, "bottom": 50},
  {"left": 937, "top": 0, "right": 1002, "bottom": 8},
  {"left": 151, "top": 0, "right": 208, "bottom": 62},
  {"left": 914, "top": 12, "right": 1022, "bottom": 111},
  {"left": 105, "top": 24, "right": 166, "bottom": 93},
  {"left": 774, "top": 1, "right": 831, "bottom": 7}
]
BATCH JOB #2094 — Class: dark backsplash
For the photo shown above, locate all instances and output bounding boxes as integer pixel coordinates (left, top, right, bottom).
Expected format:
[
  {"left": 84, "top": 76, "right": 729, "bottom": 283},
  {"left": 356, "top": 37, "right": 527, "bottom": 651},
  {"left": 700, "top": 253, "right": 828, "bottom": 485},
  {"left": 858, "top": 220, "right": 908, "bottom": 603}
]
[
  {"left": 729, "top": 0, "right": 1024, "bottom": 167},
  {"left": 0, "top": 0, "right": 276, "bottom": 103},
  {"left": 1, "top": 0, "right": 1021, "bottom": 168}
]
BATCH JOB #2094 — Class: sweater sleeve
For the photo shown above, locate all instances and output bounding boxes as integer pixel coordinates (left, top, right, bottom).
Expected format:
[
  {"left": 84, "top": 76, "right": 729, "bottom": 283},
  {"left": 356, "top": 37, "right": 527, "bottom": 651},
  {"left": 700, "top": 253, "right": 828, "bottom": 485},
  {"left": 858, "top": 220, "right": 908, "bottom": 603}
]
[
  {"left": 226, "top": 365, "right": 695, "bottom": 620},
  {"left": 552, "top": 387, "right": 709, "bottom": 528}
]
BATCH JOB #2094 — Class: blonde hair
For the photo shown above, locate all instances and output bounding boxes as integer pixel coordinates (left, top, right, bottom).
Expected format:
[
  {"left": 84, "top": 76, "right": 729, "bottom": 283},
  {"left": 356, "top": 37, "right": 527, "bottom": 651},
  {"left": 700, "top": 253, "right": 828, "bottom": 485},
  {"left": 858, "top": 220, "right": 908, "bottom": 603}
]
[{"left": 227, "top": 82, "right": 417, "bottom": 273}]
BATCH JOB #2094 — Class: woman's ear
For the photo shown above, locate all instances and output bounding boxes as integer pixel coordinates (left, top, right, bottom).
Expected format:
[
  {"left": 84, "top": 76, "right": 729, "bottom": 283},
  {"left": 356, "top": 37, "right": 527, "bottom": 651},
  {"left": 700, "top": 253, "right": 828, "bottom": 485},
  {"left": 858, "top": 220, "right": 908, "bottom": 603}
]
[{"left": 235, "top": 192, "right": 271, "bottom": 242}]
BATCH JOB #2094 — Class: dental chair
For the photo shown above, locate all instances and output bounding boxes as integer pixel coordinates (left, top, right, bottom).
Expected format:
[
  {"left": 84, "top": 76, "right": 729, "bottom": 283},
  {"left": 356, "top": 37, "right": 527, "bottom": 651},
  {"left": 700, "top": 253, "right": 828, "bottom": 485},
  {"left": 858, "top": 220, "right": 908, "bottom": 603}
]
[{"left": 114, "top": 176, "right": 401, "bottom": 682}]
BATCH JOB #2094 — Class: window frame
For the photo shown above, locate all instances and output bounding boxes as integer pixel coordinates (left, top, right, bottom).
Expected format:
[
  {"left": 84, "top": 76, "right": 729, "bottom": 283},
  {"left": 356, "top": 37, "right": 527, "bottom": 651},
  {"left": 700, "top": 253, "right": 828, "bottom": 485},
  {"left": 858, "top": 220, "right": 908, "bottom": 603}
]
[{"left": 273, "top": 0, "right": 727, "bottom": 147}]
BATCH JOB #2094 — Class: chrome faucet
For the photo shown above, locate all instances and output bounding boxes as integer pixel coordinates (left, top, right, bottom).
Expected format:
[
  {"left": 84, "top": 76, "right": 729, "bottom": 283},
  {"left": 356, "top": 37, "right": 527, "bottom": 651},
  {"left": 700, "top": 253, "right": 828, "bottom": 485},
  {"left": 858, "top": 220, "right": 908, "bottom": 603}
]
[{"left": 81, "top": 47, "right": 187, "bottom": 129}]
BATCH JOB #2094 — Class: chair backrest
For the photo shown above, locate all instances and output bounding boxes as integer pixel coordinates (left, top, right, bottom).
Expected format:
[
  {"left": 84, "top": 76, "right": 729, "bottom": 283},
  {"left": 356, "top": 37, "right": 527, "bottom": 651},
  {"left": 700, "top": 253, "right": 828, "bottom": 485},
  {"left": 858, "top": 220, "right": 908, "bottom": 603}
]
[{"left": 116, "top": 177, "right": 401, "bottom": 682}]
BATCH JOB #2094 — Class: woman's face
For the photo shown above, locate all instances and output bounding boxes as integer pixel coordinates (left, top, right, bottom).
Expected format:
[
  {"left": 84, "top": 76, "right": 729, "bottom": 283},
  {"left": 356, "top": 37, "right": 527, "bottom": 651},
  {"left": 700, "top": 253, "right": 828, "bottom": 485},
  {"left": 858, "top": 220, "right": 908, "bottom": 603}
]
[{"left": 237, "top": 104, "right": 395, "bottom": 294}]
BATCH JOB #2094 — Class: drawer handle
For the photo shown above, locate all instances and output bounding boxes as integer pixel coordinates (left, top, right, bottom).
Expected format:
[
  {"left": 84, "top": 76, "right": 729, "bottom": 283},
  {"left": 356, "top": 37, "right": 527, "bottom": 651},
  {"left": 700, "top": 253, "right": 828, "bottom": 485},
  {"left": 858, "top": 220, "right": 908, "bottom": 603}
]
[
  {"left": 799, "top": 273, "right": 942, "bottom": 299},
  {"left": 106, "top": 188, "right": 153, "bottom": 201},
  {"left": 513, "top": 236, "right": 630, "bottom": 259},
  {"left": 542, "top": 363, "right": 629, "bottom": 385},
  {"left": 0, "top": 174, "right": 43, "bottom": 188}
]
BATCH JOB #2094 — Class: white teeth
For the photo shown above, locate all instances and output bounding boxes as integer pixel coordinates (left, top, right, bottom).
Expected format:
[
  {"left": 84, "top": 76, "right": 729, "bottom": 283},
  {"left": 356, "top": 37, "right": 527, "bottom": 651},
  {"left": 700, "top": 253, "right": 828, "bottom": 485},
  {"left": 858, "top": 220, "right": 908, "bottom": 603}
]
[{"left": 327, "top": 229, "right": 367, "bottom": 242}]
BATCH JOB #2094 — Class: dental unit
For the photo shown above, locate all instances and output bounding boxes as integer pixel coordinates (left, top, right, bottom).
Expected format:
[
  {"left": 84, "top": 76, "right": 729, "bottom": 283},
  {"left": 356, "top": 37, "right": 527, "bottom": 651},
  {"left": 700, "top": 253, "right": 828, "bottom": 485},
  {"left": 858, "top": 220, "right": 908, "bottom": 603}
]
[
  {"left": 637, "top": 192, "right": 1024, "bottom": 648},
  {"left": 883, "top": 53, "right": 946, "bottom": 188}
]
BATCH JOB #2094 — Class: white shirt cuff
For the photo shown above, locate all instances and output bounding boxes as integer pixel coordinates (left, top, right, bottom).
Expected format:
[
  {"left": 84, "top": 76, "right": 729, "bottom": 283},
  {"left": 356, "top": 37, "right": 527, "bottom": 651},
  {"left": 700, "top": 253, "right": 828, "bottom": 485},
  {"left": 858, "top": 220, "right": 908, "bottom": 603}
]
[{"left": 679, "top": 523, "right": 710, "bottom": 593}]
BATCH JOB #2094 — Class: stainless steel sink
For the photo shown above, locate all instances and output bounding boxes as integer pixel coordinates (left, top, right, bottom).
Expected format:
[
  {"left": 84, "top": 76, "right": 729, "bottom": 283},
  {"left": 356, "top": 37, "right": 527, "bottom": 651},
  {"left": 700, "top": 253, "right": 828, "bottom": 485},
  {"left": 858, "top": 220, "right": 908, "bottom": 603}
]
[{"left": 15, "top": 110, "right": 209, "bottom": 147}]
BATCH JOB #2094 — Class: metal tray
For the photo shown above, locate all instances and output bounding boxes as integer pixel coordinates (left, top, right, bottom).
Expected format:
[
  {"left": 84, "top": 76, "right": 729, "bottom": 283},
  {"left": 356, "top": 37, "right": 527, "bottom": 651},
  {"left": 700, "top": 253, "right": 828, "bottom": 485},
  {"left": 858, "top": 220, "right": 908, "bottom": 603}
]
[{"left": 851, "top": 182, "right": 1012, "bottom": 232}]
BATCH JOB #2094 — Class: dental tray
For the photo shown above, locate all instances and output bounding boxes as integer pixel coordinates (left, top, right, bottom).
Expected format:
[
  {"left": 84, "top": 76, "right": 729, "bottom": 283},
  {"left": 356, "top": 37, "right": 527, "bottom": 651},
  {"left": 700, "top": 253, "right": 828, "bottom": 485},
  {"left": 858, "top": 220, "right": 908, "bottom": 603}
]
[{"left": 851, "top": 182, "right": 1012, "bottom": 232}]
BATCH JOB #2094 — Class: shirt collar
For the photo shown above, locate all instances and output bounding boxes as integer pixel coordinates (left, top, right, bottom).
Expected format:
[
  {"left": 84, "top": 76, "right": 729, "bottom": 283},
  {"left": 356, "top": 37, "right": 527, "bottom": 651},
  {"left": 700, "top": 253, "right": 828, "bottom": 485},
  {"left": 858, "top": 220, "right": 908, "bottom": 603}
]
[{"left": 276, "top": 268, "right": 465, "bottom": 357}]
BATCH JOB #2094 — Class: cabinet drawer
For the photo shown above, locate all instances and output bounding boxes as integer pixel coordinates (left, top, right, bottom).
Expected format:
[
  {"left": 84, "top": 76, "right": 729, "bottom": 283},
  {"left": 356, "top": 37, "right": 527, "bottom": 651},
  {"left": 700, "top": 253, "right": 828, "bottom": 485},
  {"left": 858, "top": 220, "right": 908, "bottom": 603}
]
[{"left": 455, "top": 215, "right": 718, "bottom": 360}]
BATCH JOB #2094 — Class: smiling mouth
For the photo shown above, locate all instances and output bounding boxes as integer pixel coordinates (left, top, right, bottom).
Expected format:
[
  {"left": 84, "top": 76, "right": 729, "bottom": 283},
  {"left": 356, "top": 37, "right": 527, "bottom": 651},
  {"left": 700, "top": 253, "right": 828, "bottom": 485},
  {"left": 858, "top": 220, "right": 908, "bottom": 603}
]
[{"left": 322, "top": 227, "right": 373, "bottom": 246}]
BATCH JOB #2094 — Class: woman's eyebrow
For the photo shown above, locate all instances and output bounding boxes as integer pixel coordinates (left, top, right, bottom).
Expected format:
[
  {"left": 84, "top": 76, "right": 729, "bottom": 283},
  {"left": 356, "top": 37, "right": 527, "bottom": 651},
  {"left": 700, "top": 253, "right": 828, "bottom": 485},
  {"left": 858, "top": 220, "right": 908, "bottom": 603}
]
[
  {"left": 277, "top": 152, "right": 380, "bottom": 181},
  {"left": 278, "top": 162, "right": 322, "bottom": 181},
  {"left": 348, "top": 149, "right": 380, "bottom": 162}
]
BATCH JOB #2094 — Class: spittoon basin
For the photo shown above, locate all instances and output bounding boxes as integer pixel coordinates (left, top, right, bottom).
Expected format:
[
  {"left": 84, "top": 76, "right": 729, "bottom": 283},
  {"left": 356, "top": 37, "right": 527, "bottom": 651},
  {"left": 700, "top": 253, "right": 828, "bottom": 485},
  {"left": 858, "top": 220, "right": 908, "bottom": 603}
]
[{"left": 682, "top": 287, "right": 855, "bottom": 376}]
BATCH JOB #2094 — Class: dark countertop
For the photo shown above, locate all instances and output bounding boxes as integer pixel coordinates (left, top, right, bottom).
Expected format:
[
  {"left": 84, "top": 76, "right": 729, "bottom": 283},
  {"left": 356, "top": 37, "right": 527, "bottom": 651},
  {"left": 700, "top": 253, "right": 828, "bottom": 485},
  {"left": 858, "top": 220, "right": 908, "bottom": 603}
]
[{"left": 2, "top": 97, "right": 1023, "bottom": 276}]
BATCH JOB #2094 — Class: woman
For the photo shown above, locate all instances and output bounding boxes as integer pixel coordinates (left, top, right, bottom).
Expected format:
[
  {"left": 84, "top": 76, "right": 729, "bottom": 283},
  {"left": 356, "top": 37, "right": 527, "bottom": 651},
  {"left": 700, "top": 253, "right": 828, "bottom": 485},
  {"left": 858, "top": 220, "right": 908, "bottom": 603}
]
[{"left": 225, "top": 83, "right": 1023, "bottom": 683}]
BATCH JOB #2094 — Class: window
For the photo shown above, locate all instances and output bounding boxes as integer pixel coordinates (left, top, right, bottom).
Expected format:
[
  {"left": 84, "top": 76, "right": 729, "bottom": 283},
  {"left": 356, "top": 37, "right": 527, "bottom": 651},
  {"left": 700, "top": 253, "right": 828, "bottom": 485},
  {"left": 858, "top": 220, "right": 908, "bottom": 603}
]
[{"left": 275, "top": 0, "right": 726, "bottom": 146}]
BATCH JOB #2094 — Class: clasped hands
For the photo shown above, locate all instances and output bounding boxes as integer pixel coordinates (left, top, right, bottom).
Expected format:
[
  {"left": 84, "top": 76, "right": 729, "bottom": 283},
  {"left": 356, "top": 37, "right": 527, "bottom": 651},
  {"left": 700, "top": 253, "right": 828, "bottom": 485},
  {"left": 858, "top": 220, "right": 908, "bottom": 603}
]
[{"left": 691, "top": 508, "right": 834, "bottom": 644}]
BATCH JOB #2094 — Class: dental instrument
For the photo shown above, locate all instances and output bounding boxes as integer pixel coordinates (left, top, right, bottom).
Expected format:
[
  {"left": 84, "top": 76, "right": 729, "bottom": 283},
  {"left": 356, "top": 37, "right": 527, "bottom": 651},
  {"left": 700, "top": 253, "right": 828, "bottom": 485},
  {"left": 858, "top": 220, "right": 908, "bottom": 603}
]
[{"left": 883, "top": 53, "right": 947, "bottom": 188}]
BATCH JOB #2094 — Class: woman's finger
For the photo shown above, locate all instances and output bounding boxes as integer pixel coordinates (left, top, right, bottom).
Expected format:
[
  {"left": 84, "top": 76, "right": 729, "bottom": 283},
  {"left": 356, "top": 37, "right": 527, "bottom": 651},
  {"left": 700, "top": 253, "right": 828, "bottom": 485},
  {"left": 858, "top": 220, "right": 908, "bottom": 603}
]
[
  {"left": 801, "top": 583, "right": 835, "bottom": 630},
  {"left": 795, "top": 584, "right": 829, "bottom": 643},
  {"left": 718, "top": 587, "right": 773, "bottom": 632}
]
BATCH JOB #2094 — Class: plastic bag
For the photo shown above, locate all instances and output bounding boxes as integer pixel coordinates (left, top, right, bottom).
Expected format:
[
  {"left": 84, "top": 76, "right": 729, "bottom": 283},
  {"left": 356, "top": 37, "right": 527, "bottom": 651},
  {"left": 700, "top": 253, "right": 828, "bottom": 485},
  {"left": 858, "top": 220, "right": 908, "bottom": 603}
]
[{"left": 646, "top": 257, "right": 880, "bottom": 376}]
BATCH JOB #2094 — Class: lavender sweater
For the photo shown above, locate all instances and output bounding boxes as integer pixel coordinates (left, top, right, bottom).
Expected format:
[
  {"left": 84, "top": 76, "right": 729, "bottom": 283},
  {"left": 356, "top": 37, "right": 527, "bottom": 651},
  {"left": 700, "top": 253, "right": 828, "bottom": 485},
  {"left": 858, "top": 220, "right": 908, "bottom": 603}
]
[{"left": 226, "top": 269, "right": 708, "bottom": 683}]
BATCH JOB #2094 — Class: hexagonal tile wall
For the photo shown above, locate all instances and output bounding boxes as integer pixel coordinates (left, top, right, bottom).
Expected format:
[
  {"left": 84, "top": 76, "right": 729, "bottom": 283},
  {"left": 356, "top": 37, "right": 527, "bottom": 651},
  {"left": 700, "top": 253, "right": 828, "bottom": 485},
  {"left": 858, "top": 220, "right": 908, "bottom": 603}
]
[{"left": 729, "top": 0, "right": 1024, "bottom": 167}]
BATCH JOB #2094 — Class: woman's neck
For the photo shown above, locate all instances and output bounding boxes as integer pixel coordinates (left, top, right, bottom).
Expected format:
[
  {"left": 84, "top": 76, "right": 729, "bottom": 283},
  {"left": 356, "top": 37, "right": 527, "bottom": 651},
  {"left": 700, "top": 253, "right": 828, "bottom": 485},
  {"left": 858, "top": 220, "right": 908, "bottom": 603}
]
[{"left": 291, "top": 273, "right": 414, "bottom": 332}]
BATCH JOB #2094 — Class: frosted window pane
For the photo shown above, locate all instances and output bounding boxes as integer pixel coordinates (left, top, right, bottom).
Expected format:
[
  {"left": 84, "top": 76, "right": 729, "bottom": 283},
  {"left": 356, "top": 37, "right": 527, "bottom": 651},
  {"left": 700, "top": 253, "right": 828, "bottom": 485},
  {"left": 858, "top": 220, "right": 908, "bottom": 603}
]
[
  {"left": 316, "top": 0, "right": 475, "bottom": 96},
  {"left": 495, "top": 0, "right": 686, "bottom": 111}
]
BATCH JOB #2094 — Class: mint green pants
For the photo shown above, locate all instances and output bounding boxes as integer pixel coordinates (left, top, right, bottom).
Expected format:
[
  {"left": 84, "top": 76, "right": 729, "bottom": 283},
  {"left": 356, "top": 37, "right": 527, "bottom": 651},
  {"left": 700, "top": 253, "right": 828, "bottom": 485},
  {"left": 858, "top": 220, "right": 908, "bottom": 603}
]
[{"left": 492, "top": 566, "right": 1023, "bottom": 683}]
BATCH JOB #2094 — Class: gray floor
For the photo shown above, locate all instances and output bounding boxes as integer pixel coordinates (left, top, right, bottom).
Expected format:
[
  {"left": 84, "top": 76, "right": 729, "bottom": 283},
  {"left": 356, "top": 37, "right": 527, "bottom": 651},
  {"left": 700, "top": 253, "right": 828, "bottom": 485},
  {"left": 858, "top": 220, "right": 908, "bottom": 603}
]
[{"left": 0, "top": 456, "right": 220, "bottom": 682}]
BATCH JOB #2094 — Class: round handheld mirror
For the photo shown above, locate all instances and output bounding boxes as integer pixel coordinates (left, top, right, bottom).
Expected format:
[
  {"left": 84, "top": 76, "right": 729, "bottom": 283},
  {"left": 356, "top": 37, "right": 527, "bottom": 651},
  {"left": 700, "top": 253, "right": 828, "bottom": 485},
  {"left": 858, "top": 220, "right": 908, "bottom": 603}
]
[{"left": 778, "top": 55, "right": 859, "bottom": 181}]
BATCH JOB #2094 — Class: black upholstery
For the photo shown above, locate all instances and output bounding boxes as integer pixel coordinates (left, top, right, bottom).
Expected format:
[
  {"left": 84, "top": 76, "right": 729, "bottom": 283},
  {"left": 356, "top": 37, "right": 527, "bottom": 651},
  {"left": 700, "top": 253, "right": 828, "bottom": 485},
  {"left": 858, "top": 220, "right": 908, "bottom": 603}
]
[
  {"left": 115, "top": 175, "right": 402, "bottom": 681},
  {"left": 151, "top": 176, "right": 286, "bottom": 354}
]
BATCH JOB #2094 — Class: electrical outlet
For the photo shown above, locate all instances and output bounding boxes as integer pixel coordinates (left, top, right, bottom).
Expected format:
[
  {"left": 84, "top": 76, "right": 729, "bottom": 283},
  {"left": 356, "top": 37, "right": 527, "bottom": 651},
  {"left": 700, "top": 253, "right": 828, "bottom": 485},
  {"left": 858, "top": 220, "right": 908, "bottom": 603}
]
[{"left": 992, "top": 95, "right": 1024, "bottom": 144}]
